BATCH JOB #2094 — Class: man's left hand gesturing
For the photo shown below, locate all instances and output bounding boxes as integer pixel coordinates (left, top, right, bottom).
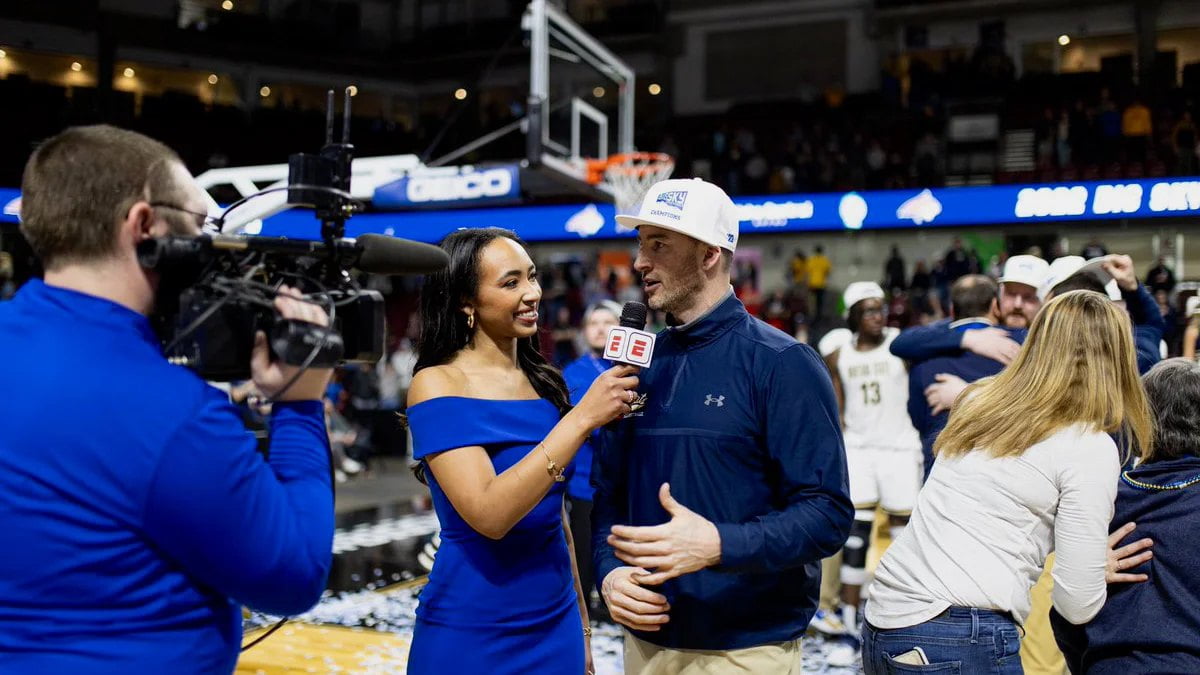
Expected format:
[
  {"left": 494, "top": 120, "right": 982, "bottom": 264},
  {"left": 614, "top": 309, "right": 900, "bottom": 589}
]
[{"left": 608, "top": 483, "right": 721, "bottom": 586}]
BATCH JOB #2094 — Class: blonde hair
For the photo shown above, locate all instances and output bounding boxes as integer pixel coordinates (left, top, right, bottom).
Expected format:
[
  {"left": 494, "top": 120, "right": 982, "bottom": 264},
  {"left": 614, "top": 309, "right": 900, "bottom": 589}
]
[{"left": 935, "top": 290, "right": 1153, "bottom": 461}]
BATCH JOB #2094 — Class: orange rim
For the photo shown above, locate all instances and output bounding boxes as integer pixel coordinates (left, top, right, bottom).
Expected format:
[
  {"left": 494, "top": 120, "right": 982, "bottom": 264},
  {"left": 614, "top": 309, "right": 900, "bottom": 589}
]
[{"left": 586, "top": 152, "right": 674, "bottom": 184}]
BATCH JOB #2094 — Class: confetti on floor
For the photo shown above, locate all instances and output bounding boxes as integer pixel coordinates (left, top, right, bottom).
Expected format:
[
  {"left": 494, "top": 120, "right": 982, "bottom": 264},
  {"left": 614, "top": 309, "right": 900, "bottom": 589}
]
[{"left": 241, "top": 583, "right": 864, "bottom": 674}]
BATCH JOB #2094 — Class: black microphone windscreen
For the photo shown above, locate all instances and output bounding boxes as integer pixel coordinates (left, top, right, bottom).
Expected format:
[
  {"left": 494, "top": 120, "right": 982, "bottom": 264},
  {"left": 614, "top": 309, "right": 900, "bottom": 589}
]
[
  {"left": 619, "top": 301, "right": 648, "bottom": 329},
  {"left": 355, "top": 233, "right": 449, "bottom": 275}
]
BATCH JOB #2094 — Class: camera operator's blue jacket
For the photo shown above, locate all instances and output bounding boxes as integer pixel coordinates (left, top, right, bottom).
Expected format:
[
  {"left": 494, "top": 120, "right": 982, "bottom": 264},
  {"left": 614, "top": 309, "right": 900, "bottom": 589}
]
[
  {"left": 0, "top": 280, "right": 334, "bottom": 674},
  {"left": 592, "top": 291, "right": 853, "bottom": 650}
]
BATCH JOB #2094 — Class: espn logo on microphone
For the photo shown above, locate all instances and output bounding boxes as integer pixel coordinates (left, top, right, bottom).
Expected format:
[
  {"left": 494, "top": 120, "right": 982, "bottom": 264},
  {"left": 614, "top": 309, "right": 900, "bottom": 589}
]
[{"left": 604, "top": 326, "right": 656, "bottom": 367}]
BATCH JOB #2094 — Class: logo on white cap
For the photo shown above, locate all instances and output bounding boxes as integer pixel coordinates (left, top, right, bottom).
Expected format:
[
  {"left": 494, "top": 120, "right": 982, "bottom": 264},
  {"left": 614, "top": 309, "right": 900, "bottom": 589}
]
[{"left": 656, "top": 190, "right": 688, "bottom": 210}]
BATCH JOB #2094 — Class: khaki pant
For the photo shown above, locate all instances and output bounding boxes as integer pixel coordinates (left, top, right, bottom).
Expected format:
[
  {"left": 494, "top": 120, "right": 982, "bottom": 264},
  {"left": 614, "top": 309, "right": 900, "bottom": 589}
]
[
  {"left": 624, "top": 631, "right": 802, "bottom": 675},
  {"left": 1020, "top": 552, "right": 1067, "bottom": 675},
  {"left": 819, "top": 550, "right": 843, "bottom": 611}
]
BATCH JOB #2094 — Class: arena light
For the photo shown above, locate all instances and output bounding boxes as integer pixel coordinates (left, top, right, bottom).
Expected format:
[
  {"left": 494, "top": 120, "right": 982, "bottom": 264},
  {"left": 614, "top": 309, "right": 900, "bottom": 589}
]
[
  {"left": 1058, "top": 34, "right": 1070, "bottom": 46},
  {"left": 207, "top": 74, "right": 219, "bottom": 85},
  {"left": 648, "top": 83, "right": 662, "bottom": 96},
  {"left": 222, "top": 0, "right": 234, "bottom": 10},
  {"left": 347, "top": 85, "right": 358, "bottom": 97},
  {"left": 123, "top": 67, "right": 135, "bottom": 78},
  {"left": 70, "top": 61, "right": 82, "bottom": 72},
  {"left": 454, "top": 88, "right": 467, "bottom": 100},
  {"left": 259, "top": 85, "right": 271, "bottom": 97}
]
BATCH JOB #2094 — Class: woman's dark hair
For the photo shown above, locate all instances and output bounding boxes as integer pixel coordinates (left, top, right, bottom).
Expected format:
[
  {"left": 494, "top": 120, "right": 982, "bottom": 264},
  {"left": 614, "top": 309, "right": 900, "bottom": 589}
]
[{"left": 415, "top": 227, "right": 570, "bottom": 414}]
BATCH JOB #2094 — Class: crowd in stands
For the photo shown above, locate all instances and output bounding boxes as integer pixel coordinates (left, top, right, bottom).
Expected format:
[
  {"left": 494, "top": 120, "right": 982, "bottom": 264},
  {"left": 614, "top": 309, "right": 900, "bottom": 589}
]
[
  {"left": 1016, "top": 89, "right": 1200, "bottom": 184},
  {"left": 7, "top": 61, "right": 1200, "bottom": 195}
]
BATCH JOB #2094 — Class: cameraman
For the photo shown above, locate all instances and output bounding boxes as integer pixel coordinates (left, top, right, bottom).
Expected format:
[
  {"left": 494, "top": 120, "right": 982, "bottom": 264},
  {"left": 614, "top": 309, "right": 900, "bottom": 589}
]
[{"left": 0, "top": 125, "right": 335, "bottom": 673}]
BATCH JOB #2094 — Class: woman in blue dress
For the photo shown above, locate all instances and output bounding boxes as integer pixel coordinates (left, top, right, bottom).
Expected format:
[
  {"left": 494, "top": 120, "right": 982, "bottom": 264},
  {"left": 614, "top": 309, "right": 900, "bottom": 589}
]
[{"left": 406, "top": 228, "right": 640, "bottom": 675}]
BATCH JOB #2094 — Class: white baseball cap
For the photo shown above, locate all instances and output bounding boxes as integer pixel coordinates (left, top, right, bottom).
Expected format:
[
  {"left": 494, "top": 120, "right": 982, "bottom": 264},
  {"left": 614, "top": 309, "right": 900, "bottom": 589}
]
[
  {"left": 1000, "top": 254, "right": 1050, "bottom": 291},
  {"left": 1039, "top": 256, "right": 1121, "bottom": 301},
  {"left": 1187, "top": 295, "right": 1200, "bottom": 317},
  {"left": 1078, "top": 257, "right": 1123, "bottom": 301},
  {"left": 1039, "top": 256, "right": 1086, "bottom": 301},
  {"left": 842, "top": 281, "right": 885, "bottom": 318},
  {"left": 615, "top": 177, "right": 739, "bottom": 252}
]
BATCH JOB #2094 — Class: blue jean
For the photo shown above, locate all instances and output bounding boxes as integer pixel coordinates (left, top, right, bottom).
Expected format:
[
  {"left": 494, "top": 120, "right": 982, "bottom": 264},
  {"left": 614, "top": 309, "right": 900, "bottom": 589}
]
[{"left": 863, "top": 607, "right": 1023, "bottom": 674}]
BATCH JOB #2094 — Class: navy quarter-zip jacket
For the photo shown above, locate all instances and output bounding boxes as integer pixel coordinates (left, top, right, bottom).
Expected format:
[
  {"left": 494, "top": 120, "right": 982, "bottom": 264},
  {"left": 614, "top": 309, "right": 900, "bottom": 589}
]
[
  {"left": 1051, "top": 456, "right": 1200, "bottom": 674},
  {"left": 591, "top": 292, "right": 853, "bottom": 650}
]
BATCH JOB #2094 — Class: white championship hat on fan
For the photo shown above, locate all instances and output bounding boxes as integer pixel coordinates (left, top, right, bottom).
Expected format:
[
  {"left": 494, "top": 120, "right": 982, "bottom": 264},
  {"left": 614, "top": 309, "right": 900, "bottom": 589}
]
[
  {"left": 1078, "top": 257, "right": 1124, "bottom": 301},
  {"left": 842, "top": 281, "right": 885, "bottom": 318},
  {"left": 1039, "top": 256, "right": 1121, "bottom": 301},
  {"left": 999, "top": 254, "right": 1051, "bottom": 290},
  {"left": 614, "top": 178, "right": 739, "bottom": 252}
]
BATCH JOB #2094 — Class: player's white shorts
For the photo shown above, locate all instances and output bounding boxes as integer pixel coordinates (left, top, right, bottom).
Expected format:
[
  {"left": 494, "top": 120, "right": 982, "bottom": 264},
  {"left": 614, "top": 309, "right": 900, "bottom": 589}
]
[{"left": 846, "top": 444, "right": 922, "bottom": 515}]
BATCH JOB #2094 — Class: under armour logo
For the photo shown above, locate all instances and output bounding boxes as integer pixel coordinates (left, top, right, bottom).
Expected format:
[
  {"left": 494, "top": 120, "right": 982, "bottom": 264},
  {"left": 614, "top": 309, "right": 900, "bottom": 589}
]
[{"left": 704, "top": 394, "right": 725, "bottom": 407}]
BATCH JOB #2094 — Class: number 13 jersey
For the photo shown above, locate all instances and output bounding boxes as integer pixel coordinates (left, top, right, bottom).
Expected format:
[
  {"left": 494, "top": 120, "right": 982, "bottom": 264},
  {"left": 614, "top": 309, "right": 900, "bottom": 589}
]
[{"left": 836, "top": 328, "right": 921, "bottom": 452}]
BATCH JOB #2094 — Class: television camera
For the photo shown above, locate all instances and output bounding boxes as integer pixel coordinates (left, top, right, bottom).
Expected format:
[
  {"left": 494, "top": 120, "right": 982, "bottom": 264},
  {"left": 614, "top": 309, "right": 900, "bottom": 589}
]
[{"left": 137, "top": 88, "right": 448, "bottom": 385}]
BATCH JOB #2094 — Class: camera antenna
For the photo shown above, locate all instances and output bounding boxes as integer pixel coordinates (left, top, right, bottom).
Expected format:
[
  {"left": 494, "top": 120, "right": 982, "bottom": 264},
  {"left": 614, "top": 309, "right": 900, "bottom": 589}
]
[
  {"left": 286, "top": 86, "right": 357, "bottom": 272},
  {"left": 343, "top": 87, "right": 353, "bottom": 146},
  {"left": 325, "top": 89, "right": 335, "bottom": 147}
]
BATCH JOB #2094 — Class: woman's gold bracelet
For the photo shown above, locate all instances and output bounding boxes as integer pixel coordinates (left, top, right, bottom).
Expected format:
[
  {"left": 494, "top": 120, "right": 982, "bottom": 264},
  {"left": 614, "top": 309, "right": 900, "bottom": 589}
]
[{"left": 537, "top": 442, "right": 566, "bottom": 482}]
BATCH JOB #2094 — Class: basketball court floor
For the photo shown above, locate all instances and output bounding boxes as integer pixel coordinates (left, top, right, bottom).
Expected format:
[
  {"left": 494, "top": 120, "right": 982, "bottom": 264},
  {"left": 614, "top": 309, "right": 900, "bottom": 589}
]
[{"left": 234, "top": 470, "right": 882, "bottom": 674}]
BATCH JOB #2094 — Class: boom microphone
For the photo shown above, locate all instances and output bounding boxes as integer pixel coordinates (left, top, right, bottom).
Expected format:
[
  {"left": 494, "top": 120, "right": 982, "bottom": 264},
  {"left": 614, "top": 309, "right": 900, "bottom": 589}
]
[
  {"left": 353, "top": 233, "right": 449, "bottom": 275},
  {"left": 139, "top": 233, "right": 448, "bottom": 276}
]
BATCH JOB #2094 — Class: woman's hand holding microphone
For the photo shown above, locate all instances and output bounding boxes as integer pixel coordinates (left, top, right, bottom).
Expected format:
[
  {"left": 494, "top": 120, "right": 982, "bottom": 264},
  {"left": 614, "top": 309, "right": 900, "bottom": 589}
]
[{"left": 573, "top": 365, "right": 641, "bottom": 431}]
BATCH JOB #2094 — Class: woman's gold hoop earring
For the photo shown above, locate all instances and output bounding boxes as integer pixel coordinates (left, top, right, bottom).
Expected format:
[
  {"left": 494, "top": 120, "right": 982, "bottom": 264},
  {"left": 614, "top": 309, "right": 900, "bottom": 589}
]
[{"left": 466, "top": 313, "right": 475, "bottom": 329}]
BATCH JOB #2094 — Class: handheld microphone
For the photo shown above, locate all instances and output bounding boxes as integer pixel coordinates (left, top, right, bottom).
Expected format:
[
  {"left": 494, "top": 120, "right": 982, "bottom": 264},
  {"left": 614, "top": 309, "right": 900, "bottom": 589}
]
[{"left": 604, "top": 301, "right": 656, "bottom": 368}]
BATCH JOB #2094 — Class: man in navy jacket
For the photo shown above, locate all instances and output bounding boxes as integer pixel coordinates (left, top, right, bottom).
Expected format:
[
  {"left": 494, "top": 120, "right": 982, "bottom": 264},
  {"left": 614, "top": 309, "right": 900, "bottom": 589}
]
[
  {"left": 905, "top": 274, "right": 1013, "bottom": 481},
  {"left": 592, "top": 178, "right": 852, "bottom": 673},
  {"left": 0, "top": 126, "right": 335, "bottom": 674}
]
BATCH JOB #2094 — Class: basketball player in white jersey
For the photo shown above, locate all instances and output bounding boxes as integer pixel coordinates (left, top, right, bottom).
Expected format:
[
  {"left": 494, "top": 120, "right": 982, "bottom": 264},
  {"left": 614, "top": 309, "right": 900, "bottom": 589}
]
[{"left": 824, "top": 282, "right": 923, "bottom": 638}]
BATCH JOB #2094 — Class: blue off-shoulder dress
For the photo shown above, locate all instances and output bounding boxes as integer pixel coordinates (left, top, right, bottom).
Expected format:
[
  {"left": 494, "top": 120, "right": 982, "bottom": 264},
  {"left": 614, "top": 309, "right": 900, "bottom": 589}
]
[{"left": 406, "top": 397, "right": 584, "bottom": 675}]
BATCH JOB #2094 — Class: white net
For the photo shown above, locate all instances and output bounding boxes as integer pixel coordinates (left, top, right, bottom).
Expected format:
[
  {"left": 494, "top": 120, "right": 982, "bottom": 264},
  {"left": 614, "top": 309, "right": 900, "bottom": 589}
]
[{"left": 603, "top": 152, "right": 675, "bottom": 216}]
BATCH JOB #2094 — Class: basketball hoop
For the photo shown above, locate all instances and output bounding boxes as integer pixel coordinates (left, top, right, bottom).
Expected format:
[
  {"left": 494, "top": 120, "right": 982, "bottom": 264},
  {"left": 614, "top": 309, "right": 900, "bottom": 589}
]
[{"left": 588, "top": 152, "right": 675, "bottom": 216}]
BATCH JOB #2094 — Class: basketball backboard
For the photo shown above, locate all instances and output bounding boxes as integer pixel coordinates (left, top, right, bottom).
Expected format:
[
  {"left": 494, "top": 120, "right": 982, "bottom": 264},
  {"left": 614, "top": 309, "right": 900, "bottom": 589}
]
[{"left": 519, "top": 0, "right": 635, "bottom": 203}]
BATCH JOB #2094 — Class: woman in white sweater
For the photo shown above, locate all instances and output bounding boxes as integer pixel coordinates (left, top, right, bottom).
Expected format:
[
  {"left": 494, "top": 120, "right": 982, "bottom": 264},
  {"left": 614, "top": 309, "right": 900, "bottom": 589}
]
[{"left": 863, "top": 290, "right": 1154, "bottom": 674}]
